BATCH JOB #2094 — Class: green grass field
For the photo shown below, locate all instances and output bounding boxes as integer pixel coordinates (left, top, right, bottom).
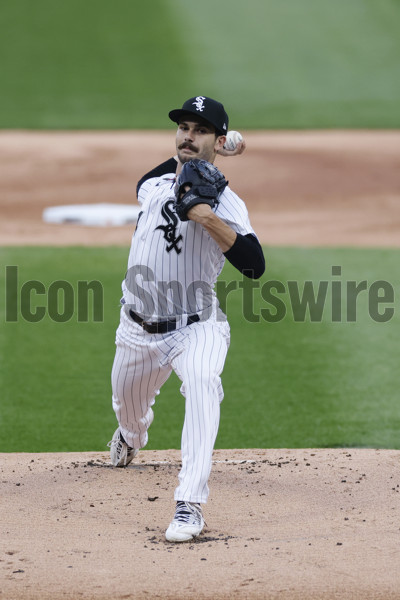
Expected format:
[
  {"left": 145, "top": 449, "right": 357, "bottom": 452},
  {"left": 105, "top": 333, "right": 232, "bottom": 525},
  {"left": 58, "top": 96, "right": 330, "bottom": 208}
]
[
  {"left": 1, "top": 0, "right": 399, "bottom": 128},
  {"left": 1, "top": 246, "right": 399, "bottom": 452},
  {"left": 1, "top": 1, "right": 399, "bottom": 452}
]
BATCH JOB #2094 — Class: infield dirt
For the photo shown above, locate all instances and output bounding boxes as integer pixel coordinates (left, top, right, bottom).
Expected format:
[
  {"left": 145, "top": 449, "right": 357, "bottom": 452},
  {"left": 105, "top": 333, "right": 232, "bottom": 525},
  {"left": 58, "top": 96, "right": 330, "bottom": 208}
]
[
  {"left": 1, "top": 131, "right": 400, "bottom": 600},
  {"left": 1, "top": 130, "right": 400, "bottom": 247}
]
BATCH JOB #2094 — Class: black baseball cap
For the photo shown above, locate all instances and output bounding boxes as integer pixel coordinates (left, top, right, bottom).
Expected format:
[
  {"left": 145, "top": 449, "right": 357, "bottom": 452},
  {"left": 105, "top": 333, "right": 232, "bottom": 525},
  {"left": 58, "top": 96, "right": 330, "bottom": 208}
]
[{"left": 169, "top": 96, "right": 229, "bottom": 136}]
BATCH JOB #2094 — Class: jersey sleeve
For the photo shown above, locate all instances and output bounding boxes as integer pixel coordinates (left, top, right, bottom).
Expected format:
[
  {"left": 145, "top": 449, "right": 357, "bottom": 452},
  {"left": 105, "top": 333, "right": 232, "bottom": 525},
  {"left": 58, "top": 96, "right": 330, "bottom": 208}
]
[
  {"left": 216, "top": 188, "right": 265, "bottom": 279},
  {"left": 216, "top": 187, "right": 257, "bottom": 238}
]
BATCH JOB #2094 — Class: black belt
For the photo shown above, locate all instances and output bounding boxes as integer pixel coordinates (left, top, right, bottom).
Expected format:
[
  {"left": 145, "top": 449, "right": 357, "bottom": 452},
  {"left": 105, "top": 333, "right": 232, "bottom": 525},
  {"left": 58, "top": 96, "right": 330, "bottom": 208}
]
[{"left": 129, "top": 310, "right": 200, "bottom": 334}]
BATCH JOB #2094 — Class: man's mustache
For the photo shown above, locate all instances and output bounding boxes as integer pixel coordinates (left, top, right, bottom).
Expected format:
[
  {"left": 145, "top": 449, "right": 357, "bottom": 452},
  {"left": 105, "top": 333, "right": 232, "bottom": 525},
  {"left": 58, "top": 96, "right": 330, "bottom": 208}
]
[{"left": 178, "top": 143, "right": 198, "bottom": 152}]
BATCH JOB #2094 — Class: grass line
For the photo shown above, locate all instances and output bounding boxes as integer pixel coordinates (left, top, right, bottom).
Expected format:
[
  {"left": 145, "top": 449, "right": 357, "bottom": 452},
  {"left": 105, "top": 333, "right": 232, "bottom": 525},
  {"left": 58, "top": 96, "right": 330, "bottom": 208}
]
[{"left": 1, "top": 246, "right": 399, "bottom": 451}]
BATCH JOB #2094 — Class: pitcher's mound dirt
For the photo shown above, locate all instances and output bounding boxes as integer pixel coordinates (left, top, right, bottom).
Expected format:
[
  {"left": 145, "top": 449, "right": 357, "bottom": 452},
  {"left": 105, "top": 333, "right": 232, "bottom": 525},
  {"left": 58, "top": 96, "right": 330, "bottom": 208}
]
[{"left": 1, "top": 449, "right": 399, "bottom": 600}]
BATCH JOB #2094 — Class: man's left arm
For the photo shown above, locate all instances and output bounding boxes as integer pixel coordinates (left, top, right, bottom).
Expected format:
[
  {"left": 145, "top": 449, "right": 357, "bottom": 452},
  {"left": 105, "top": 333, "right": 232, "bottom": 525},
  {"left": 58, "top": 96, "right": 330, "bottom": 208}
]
[
  {"left": 187, "top": 206, "right": 265, "bottom": 279},
  {"left": 224, "top": 232, "right": 265, "bottom": 280}
]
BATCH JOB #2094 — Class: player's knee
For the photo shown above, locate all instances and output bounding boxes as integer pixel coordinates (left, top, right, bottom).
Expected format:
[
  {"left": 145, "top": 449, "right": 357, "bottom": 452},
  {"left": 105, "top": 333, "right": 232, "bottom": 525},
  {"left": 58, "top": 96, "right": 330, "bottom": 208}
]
[{"left": 181, "top": 371, "right": 222, "bottom": 397}]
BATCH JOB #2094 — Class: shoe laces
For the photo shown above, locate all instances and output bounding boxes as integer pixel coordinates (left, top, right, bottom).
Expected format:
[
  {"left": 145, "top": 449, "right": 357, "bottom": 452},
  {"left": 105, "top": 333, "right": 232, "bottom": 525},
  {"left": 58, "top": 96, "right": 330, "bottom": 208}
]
[
  {"left": 174, "top": 501, "right": 202, "bottom": 525},
  {"left": 107, "top": 437, "right": 121, "bottom": 450},
  {"left": 107, "top": 432, "right": 134, "bottom": 456}
]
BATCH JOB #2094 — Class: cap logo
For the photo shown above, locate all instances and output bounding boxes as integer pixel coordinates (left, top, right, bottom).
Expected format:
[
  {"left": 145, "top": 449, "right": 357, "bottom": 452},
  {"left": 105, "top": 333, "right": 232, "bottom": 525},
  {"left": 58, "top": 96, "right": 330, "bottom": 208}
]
[{"left": 192, "top": 96, "right": 206, "bottom": 112}]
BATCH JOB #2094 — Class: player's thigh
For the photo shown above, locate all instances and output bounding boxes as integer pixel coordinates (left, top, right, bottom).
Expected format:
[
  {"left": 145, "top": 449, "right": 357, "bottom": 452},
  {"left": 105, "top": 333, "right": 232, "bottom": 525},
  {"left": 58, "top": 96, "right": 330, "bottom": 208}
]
[
  {"left": 172, "top": 321, "right": 230, "bottom": 388},
  {"left": 112, "top": 341, "right": 171, "bottom": 406}
]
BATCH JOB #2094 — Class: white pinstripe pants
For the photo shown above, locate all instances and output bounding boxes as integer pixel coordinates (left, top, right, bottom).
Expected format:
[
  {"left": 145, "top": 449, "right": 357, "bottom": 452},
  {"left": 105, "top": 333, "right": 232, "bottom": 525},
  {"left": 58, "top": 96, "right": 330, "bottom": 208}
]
[{"left": 111, "top": 308, "right": 230, "bottom": 504}]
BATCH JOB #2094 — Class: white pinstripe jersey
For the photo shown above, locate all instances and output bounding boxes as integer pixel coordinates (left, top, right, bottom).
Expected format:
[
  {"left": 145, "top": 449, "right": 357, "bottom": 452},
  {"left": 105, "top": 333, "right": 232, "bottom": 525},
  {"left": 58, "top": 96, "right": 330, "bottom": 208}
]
[{"left": 121, "top": 172, "right": 256, "bottom": 320}]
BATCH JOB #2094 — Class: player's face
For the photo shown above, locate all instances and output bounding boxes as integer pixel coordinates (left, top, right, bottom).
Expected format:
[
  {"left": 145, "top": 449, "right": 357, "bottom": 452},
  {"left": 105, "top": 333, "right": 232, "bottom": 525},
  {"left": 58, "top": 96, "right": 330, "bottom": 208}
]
[{"left": 176, "top": 119, "right": 225, "bottom": 164}]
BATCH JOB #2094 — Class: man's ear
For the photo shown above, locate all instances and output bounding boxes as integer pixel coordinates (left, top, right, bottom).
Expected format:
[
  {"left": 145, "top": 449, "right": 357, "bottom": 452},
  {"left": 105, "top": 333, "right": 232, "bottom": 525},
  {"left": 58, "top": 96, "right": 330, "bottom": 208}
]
[{"left": 215, "top": 135, "right": 226, "bottom": 152}]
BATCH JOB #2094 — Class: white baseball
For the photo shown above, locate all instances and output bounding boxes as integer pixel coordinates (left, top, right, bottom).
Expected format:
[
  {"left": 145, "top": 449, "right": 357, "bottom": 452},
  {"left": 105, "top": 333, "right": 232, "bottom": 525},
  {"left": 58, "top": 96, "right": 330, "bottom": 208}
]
[{"left": 223, "top": 130, "right": 243, "bottom": 151}]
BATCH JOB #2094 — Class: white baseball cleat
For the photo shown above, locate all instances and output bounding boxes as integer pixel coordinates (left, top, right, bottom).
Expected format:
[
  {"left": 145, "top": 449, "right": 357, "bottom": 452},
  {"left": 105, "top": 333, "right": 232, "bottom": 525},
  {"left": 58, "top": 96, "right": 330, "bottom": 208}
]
[
  {"left": 107, "top": 428, "right": 138, "bottom": 467},
  {"left": 165, "top": 501, "right": 205, "bottom": 542}
]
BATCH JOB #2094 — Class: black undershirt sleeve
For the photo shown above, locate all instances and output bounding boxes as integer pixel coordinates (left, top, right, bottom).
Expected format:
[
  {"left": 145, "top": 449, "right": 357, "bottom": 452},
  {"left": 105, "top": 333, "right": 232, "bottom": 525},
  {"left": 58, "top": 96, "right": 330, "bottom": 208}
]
[
  {"left": 136, "top": 157, "right": 178, "bottom": 197},
  {"left": 223, "top": 233, "right": 265, "bottom": 279}
]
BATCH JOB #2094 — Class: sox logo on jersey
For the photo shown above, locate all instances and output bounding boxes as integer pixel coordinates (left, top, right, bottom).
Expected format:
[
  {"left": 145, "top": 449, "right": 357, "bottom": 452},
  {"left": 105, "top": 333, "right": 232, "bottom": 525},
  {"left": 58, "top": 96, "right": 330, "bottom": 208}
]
[{"left": 155, "top": 200, "right": 183, "bottom": 254}]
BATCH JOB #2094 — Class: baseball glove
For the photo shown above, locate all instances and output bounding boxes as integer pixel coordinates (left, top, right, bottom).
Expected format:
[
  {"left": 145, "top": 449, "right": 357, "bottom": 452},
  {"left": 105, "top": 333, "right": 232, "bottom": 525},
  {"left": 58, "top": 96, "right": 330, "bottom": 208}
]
[{"left": 174, "top": 159, "right": 228, "bottom": 221}]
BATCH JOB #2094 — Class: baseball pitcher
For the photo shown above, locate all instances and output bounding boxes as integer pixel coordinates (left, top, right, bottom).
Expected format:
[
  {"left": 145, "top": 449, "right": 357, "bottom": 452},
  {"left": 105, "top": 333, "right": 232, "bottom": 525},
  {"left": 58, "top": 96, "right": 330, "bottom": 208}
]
[{"left": 108, "top": 96, "right": 265, "bottom": 542}]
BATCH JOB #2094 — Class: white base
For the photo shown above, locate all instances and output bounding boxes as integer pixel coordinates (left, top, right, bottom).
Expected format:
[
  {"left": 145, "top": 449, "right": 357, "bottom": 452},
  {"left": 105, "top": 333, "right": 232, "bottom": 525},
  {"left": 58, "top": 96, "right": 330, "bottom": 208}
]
[{"left": 42, "top": 203, "right": 141, "bottom": 227}]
